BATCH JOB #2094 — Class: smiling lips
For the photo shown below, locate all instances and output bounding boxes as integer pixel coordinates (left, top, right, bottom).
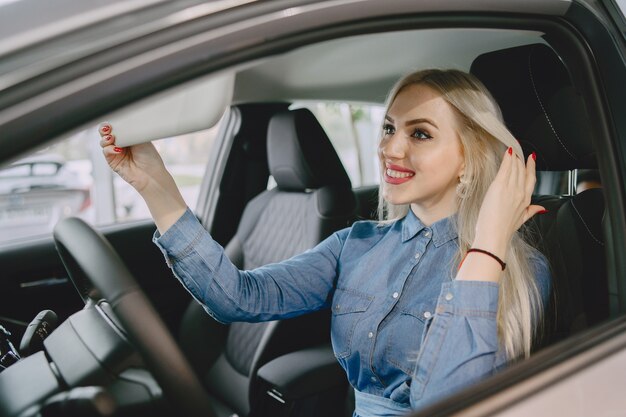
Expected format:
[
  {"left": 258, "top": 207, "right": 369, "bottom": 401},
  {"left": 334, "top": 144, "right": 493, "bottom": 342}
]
[{"left": 384, "top": 164, "right": 415, "bottom": 185}]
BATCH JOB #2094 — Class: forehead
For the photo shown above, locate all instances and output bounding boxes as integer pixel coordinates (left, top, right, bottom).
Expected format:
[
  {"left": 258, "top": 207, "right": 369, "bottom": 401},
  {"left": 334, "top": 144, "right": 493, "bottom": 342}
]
[{"left": 387, "top": 84, "right": 457, "bottom": 124}]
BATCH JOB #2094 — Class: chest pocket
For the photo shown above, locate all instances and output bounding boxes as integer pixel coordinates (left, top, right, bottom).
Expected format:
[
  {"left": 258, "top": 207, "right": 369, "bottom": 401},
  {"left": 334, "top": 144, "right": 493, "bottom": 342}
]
[
  {"left": 331, "top": 288, "right": 373, "bottom": 359},
  {"left": 384, "top": 303, "right": 434, "bottom": 375}
]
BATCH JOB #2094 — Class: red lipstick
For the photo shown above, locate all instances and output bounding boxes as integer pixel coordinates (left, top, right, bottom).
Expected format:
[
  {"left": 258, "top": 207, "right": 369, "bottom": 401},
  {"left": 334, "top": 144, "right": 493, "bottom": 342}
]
[{"left": 384, "top": 164, "right": 415, "bottom": 185}]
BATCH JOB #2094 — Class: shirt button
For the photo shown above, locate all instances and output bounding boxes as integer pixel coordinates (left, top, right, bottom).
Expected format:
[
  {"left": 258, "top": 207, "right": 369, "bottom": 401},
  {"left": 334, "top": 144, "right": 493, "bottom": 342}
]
[
  {"left": 370, "top": 376, "right": 377, "bottom": 383},
  {"left": 445, "top": 293, "right": 454, "bottom": 301},
  {"left": 368, "top": 332, "right": 374, "bottom": 338},
  {"left": 423, "top": 311, "right": 432, "bottom": 319},
  {"left": 392, "top": 292, "right": 399, "bottom": 299},
  {"left": 334, "top": 304, "right": 340, "bottom": 311},
  {"left": 414, "top": 252, "right": 421, "bottom": 260},
  {"left": 424, "top": 230, "right": 431, "bottom": 237}
]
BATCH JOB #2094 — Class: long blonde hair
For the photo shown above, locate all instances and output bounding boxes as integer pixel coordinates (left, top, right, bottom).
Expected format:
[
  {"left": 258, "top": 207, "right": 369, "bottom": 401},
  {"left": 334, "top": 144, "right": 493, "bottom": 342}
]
[{"left": 378, "top": 69, "right": 543, "bottom": 359}]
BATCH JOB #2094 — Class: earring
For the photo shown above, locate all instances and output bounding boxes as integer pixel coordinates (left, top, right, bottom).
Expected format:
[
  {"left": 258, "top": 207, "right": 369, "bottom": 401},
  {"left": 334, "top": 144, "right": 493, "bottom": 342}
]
[{"left": 456, "top": 175, "right": 470, "bottom": 199}]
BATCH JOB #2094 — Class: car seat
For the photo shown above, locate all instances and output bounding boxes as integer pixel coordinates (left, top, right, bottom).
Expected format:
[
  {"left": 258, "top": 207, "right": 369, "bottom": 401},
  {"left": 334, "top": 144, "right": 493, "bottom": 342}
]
[
  {"left": 177, "top": 108, "right": 356, "bottom": 417},
  {"left": 471, "top": 43, "right": 609, "bottom": 347}
]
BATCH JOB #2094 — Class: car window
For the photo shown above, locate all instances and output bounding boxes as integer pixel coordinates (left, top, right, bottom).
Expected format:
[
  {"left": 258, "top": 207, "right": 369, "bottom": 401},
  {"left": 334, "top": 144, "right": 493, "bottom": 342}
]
[
  {"left": 291, "top": 102, "right": 385, "bottom": 188},
  {"left": 0, "top": 123, "right": 220, "bottom": 246},
  {"left": 292, "top": 102, "right": 571, "bottom": 198}
]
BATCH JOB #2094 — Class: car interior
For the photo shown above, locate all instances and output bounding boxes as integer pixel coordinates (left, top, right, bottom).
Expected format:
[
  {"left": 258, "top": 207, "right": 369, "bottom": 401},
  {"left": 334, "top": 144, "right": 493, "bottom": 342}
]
[{"left": 0, "top": 20, "right": 614, "bottom": 417}]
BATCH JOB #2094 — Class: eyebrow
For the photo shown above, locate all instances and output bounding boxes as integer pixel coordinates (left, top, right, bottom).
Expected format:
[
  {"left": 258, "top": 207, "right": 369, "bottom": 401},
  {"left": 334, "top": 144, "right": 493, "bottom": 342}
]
[{"left": 385, "top": 115, "right": 439, "bottom": 129}]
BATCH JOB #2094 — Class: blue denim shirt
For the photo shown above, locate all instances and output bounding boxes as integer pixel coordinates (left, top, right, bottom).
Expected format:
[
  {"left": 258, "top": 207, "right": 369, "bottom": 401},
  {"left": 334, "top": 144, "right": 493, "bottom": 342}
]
[{"left": 153, "top": 208, "right": 551, "bottom": 415}]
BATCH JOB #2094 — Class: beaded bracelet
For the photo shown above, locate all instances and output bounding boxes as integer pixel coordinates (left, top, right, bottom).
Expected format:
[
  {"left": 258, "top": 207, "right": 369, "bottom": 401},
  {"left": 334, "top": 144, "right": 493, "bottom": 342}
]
[{"left": 465, "top": 248, "right": 506, "bottom": 270}]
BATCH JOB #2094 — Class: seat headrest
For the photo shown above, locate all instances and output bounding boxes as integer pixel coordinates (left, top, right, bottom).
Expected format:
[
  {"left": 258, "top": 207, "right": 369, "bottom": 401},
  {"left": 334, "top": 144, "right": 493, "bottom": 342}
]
[
  {"left": 470, "top": 43, "right": 596, "bottom": 171},
  {"left": 267, "top": 108, "right": 352, "bottom": 191}
]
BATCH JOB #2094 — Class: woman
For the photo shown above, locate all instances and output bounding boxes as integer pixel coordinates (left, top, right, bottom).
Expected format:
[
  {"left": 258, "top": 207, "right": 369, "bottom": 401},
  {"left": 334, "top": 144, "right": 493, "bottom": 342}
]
[{"left": 99, "top": 69, "right": 551, "bottom": 416}]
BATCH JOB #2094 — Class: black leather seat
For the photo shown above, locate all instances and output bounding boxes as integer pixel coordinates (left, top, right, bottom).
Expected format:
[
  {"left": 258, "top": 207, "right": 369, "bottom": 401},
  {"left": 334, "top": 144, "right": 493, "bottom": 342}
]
[
  {"left": 471, "top": 43, "right": 609, "bottom": 347},
  {"left": 177, "top": 108, "right": 356, "bottom": 417}
]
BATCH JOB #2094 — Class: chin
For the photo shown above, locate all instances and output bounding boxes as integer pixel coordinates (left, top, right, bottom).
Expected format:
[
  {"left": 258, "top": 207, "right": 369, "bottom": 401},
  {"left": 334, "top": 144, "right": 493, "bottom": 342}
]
[{"left": 381, "top": 189, "right": 412, "bottom": 206}]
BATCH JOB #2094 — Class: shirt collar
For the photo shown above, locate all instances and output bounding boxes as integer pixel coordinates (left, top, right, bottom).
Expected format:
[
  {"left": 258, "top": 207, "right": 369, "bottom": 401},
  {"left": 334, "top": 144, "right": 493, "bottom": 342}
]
[{"left": 401, "top": 209, "right": 458, "bottom": 247}]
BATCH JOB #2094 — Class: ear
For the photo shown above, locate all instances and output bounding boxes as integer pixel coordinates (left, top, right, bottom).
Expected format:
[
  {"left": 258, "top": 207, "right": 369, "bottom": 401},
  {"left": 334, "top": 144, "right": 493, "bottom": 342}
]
[
  {"left": 458, "top": 158, "right": 466, "bottom": 179},
  {"left": 456, "top": 135, "right": 466, "bottom": 178}
]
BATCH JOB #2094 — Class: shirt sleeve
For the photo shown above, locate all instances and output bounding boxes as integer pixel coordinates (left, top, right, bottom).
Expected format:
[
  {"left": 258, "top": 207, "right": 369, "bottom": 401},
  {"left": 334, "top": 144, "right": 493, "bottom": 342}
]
[
  {"left": 409, "top": 255, "right": 552, "bottom": 410},
  {"left": 409, "top": 281, "right": 503, "bottom": 409},
  {"left": 152, "top": 208, "right": 345, "bottom": 324}
]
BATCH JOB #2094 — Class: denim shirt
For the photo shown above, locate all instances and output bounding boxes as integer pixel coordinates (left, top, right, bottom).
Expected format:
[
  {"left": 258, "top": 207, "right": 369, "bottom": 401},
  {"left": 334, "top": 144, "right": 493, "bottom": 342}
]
[{"left": 153, "top": 208, "right": 551, "bottom": 415}]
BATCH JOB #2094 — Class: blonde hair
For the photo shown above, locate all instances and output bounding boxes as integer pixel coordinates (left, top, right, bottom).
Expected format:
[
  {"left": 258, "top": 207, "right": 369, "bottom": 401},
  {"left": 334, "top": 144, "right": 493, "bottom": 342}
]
[{"left": 378, "top": 69, "right": 543, "bottom": 359}]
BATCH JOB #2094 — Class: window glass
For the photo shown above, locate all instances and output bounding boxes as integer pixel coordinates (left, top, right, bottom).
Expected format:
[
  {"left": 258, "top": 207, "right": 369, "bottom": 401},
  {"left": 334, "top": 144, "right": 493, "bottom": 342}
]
[
  {"left": 0, "top": 123, "right": 220, "bottom": 246},
  {"left": 292, "top": 102, "right": 385, "bottom": 188},
  {"left": 535, "top": 171, "right": 571, "bottom": 195}
]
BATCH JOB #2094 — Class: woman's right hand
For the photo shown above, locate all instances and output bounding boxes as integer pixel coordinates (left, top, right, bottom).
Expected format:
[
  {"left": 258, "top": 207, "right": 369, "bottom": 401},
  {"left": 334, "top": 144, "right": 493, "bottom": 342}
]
[
  {"left": 98, "top": 122, "right": 168, "bottom": 194},
  {"left": 97, "top": 122, "right": 187, "bottom": 234}
]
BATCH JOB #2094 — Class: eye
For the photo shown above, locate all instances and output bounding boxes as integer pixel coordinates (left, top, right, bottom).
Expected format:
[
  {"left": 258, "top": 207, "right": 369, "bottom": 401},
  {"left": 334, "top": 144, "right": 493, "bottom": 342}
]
[
  {"left": 411, "top": 128, "right": 432, "bottom": 140},
  {"left": 382, "top": 123, "right": 395, "bottom": 136}
]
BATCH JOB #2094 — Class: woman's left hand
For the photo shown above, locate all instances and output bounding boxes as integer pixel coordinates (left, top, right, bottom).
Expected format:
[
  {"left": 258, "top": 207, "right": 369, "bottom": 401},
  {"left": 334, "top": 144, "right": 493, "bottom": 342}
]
[{"left": 472, "top": 148, "right": 546, "bottom": 260}]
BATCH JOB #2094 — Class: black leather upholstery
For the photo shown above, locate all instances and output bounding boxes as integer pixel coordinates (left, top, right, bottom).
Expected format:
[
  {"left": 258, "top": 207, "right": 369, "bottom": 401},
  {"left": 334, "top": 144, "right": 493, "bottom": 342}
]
[
  {"left": 532, "top": 189, "right": 608, "bottom": 344},
  {"left": 471, "top": 43, "right": 596, "bottom": 171},
  {"left": 268, "top": 109, "right": 352, "bottom": 191},
  {"left": 471, "top": 44, "right": 608, "bottom": 347},
  {"left": 178, "top": 108, "right": 356, "bottom": 417}
]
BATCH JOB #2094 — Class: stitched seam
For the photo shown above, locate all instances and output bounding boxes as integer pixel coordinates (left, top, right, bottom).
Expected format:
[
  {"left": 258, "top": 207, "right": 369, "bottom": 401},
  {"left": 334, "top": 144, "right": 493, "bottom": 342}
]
[
  {"left": 169, "top": 229, "right": 204, "bottom": 264},
  {"left": 571, "top": 200, "right": 604, "bottom": 246},
  {"left": 438, "top": 308, "right": 497, "bottom": 318},
  {"left": 528, "top": 49, "right": 577, "bottom": 160}
]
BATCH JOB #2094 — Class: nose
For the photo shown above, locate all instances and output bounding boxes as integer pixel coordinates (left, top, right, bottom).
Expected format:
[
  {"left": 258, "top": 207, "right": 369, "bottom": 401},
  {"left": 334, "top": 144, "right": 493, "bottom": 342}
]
[{"left": 379, "top": 132, "right": 406, "bottom": 160}]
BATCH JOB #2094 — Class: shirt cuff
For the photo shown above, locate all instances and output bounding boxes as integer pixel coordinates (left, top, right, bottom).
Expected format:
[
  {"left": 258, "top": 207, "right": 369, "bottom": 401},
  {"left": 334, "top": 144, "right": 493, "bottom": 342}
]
[
  {"left": 152, "top": 207, "right": 205, "bottom": 264},
  {"left": 436, "top": 280, "right": 499, "bottom": 317}
]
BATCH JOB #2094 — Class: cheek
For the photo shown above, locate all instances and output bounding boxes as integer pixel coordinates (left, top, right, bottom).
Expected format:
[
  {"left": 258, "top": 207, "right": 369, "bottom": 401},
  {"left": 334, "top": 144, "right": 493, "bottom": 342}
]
[
  {"left": 417, "top": 149, "right": 462, "bottom": 181},
  {"left": 377, "top": 146, "right": 387, "bottom": 171},
  {"left": 377, "top": 143, "right": 385, "bottom": 160}
]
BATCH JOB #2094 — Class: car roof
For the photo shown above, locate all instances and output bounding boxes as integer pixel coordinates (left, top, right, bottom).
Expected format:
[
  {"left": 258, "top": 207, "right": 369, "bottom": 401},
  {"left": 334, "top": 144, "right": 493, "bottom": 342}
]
[
  {"left": 233, "top": 28, "right": 546, "bottom": 104},
  {"left": 0, "top": 0, "right": 254, "bottom": 88},
  {"left": 0, "top": 0, "right": 573, "bottom": 162}
]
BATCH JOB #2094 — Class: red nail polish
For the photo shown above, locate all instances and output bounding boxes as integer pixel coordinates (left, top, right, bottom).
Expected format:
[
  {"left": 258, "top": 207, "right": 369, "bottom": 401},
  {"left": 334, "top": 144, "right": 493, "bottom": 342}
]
[
  {"left": 103, "top": 134, "right": 112, "bottom": 141},
  {"left": 114, "top": 147, "right": 123, "bottom": 153},
  {"left": 100, "top": 125, "right": 111, "bottom": 134},
  {"left": 538, "top": 209, "right": 549, "bottom": 214},
  {"left": 508, "top": 147, "right": 513, "bottom": 155},
  {"left": 531, "top": 152, "right": 537, "bottom": 161}
]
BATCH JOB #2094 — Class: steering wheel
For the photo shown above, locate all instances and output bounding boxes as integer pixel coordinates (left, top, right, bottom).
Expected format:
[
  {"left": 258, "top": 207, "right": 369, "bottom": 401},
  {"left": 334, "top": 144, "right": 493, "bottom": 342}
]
[{"left": 53, "top": 217, "right": 216, "bottom": 417}]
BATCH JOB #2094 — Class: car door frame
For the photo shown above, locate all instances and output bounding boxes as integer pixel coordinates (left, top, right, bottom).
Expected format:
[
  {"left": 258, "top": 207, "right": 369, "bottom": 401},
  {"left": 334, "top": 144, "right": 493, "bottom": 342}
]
[{"left": 2, "top": 0, "right": 626, "bottom": 415}]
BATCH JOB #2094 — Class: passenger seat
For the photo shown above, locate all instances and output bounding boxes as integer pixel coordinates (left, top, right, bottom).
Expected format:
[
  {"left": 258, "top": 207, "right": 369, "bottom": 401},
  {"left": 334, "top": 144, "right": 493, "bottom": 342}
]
[{"left": 471, "top": 43, "right": 609, "bottom": 347}]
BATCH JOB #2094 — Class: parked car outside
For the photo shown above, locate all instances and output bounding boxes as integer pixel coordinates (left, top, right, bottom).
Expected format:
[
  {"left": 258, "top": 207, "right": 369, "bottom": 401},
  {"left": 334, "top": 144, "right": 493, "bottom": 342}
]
[{"left": 0, "top": 154, "right": 92, "bottom": 244}]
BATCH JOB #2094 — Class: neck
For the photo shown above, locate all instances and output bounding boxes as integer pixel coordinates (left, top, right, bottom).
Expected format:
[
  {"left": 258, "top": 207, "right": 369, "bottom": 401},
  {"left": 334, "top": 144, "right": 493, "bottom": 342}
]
[{"left": 409, "top": 202, "right": 457, "bottom": 226}]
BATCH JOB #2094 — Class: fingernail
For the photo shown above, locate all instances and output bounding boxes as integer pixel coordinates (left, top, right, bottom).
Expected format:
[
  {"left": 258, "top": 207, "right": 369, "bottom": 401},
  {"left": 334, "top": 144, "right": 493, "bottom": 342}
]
[
  {"left": 103, "top": 134, "right": 112, "bottom": 142},
  {"left": 100, "top": 124, "right": 111, "bottom": 134},
  {"left": 114, "top": 147, "right": 123, "bottom": 153},
  {"left": 538, "top": 209, "right": 549, "bottom": 214},
  {"left": 531, "top": 152, "right": 537, "bottom": 161},
  {"left": 508, "top": 147, "right": 513, "bottom": 155}
]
